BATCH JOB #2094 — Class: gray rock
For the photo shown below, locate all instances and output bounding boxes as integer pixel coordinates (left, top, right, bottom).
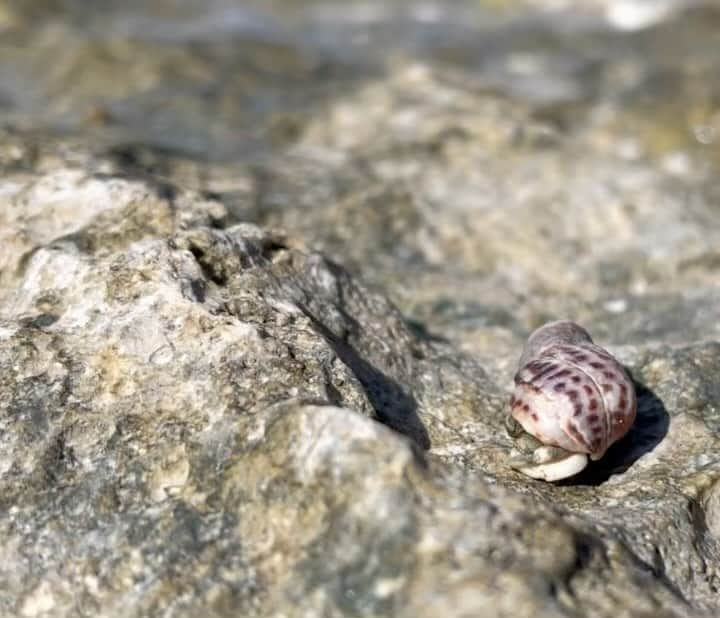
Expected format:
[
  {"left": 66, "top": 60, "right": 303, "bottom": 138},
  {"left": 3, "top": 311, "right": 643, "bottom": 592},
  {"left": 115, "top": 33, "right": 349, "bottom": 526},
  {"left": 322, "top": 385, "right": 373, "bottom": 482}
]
[
  {"left": 1, "top": 1, "right": 720, "bottom": 616},
  {"left": 0, "top": 165, "right": 717, "bottom": 617}
]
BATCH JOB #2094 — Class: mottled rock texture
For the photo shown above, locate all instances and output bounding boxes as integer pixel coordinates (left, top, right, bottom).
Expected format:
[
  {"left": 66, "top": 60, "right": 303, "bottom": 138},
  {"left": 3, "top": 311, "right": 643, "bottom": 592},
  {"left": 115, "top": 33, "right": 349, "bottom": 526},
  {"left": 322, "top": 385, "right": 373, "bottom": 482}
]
[
  {"left": 1, "top": 164, "right": 718, "bottom": 618},
  {"left": 1, "top": 1, "right": 720, "bottom": 617}
]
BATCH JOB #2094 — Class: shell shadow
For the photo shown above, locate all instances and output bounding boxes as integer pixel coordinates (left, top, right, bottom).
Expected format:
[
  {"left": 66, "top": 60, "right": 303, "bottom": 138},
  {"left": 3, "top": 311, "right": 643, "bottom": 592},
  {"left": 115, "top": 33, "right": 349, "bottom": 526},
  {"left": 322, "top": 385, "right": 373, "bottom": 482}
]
[{"left": 559, "top": 369, "right": 670, "bottom": 486}]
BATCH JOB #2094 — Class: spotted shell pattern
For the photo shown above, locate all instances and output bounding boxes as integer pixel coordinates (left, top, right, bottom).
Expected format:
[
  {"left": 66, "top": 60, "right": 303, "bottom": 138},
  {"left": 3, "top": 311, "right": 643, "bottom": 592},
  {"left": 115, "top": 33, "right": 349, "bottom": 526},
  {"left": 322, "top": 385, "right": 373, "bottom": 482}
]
[{"left": 510, "top": 322, "right": 637, "bottom": 460}]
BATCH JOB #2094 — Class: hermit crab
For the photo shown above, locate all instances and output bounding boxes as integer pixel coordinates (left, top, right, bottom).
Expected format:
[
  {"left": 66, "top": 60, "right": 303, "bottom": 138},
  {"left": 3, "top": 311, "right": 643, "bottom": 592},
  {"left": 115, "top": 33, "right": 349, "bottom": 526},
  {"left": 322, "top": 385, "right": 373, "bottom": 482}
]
[{"left": 507, "top": 321, "right": 637, "bottom": 481}]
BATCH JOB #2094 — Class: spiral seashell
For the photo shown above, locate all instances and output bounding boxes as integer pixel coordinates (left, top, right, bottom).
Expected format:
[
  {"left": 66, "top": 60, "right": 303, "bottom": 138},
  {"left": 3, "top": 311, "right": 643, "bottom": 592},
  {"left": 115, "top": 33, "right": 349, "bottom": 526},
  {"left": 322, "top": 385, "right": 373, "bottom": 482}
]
[{"left": 508, "top": 320, "right": 637, "bottom": 481}]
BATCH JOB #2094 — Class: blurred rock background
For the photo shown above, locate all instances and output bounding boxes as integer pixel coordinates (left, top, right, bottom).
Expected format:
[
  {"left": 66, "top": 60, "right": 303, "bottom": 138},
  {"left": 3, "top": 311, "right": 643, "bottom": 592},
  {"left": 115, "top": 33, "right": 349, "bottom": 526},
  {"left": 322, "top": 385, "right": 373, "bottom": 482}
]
[{"left": 0, "top": 1, "right": 719, "bottom": 616}]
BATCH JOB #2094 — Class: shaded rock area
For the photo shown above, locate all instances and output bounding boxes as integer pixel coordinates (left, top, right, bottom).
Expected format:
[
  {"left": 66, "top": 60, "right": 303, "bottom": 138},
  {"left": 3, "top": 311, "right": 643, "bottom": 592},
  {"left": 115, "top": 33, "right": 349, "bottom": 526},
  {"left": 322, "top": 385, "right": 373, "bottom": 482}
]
[{"left": 1, "top": 1, "right": 720, "bottom": 617}]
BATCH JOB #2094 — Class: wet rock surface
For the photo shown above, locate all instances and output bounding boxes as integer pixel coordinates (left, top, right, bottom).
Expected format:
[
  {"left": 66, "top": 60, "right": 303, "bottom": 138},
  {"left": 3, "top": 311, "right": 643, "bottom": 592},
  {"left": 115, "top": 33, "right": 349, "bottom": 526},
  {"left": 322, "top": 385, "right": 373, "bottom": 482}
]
[{"left": 1, "top": 1, "right": 720, "bottom": 617}]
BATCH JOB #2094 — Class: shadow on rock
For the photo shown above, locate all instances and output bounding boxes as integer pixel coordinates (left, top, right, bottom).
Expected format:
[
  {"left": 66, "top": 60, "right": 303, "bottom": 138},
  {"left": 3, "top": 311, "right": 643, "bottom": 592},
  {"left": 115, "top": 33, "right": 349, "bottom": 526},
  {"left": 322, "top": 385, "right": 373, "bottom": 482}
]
[
  {"left": 302, "top": 309, "right": 430, "bottom": 451},
  {"left": 564, "top": 370, "right": 670, "bottom": 486},
  {"left": 406, "top": 319, "right": 449, "bottom": 345}
]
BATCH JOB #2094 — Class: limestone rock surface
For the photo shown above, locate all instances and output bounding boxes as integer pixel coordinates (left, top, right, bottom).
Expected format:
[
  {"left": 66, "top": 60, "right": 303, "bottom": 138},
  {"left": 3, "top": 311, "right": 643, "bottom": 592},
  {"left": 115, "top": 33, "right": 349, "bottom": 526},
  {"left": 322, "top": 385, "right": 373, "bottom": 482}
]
[
  {"left": 0, "top": 165, "right": 717, "bottom": 617},
  {"left": 1, "top": 1, "right": 720, "bottom": 616}
]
